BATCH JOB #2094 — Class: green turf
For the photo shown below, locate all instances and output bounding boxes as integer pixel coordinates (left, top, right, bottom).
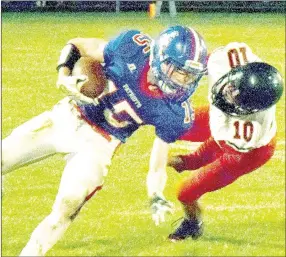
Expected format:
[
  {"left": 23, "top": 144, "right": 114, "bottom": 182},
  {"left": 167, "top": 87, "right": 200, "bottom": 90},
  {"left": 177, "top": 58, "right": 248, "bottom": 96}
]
[{"left": 2, "top": 11, "right": 285, "bottom": 256}]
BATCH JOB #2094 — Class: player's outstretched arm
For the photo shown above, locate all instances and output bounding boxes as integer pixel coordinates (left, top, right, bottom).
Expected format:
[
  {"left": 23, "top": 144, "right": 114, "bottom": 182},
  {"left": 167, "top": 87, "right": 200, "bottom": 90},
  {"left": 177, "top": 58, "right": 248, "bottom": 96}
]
[{"left": 147, "top": 137, "right": 174, "bottom": 226}]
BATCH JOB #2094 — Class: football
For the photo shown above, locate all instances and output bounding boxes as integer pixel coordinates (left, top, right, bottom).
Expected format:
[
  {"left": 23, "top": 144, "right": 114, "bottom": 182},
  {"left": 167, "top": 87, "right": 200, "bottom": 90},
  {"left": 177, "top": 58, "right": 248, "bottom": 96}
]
[{"left": 72, "top": 57, "right": 107, "bottom": 98}]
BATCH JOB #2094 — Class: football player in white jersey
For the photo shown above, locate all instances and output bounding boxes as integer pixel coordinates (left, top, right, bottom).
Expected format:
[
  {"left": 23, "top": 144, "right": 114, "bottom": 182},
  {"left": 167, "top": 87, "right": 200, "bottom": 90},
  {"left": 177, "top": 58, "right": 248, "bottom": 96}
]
[{"left": 166, "top": 42, "right": 283, "bottom": 241}]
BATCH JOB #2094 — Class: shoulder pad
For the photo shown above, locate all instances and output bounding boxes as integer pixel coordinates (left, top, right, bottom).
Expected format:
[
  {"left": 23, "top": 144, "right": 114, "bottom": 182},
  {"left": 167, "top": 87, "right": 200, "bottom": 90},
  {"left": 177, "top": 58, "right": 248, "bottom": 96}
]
[{"left": 112, "top": 30, "right": 151, "bottom": 58}]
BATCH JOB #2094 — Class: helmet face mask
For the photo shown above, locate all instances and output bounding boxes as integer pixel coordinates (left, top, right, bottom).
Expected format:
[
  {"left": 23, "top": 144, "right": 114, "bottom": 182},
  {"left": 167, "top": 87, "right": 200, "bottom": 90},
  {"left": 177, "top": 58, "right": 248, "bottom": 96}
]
[
  {"left": 221, "top": 84, "right": 240, "bottom": 105},
  {"left": 150, "top": 26, "right": 208, "bottom": 102},
  {"left": 211, "top": 62, "right": 284, "bottom": 116},
  {"left": 160, "top": 61, "right": 202, "bottom": 88}
]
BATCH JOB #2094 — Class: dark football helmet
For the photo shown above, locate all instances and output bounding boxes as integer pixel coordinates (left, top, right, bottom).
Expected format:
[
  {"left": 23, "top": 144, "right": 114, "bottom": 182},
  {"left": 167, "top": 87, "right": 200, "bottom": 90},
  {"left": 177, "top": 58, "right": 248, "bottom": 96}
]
[{"left": 211, "top": 62, "right": 283, "bottom": 116}]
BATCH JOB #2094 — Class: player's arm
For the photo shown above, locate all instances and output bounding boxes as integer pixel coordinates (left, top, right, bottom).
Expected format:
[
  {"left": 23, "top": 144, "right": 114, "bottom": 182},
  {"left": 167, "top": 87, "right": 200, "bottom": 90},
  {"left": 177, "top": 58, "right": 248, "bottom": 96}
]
[
  {"left": 147, "top": 136, "right": 174, "bottom": 226},
  {"left": 146, "top": 103, "right": 193, "bottom": 224},
  {"left": 56, "top": 38, "right": 107, "bottom": 102},
  {"left": 57, "top": 38, "right": 107, "bottom": 76}
]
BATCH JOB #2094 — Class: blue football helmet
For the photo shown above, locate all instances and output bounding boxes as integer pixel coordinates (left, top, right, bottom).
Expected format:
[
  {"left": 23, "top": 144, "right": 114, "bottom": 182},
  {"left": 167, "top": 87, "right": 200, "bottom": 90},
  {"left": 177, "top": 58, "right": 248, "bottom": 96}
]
[{"left": 150, "top": 25, "right": 208, "bottom": 102}]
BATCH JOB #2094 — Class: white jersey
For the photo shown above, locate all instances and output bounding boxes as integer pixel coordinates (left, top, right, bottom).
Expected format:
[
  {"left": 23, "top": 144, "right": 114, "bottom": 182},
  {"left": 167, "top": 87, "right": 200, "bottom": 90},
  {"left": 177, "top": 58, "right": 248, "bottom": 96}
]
[{"left": 208, "top": 42, "right": 276, "bottom": 152}]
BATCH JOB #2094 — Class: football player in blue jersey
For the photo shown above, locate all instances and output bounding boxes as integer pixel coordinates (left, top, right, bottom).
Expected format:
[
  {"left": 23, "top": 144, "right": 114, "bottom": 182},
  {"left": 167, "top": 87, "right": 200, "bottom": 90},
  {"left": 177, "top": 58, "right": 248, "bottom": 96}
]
[{"left": 2, "top": 25, "right": 207, "bottom": 256}]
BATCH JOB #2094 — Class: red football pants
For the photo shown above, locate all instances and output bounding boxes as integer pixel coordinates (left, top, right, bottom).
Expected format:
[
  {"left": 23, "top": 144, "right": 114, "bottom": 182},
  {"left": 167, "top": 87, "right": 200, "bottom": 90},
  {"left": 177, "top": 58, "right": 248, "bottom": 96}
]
[{"left": 176, "top": 106, "right": 276, "bottom": 204}]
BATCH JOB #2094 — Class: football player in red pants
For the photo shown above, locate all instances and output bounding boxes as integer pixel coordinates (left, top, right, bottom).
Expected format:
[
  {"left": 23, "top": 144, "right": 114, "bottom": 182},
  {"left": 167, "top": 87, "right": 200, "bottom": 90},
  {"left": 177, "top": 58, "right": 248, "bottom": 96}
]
[{"left": 167, "top": 42, "right": 283, "bottom": 241}]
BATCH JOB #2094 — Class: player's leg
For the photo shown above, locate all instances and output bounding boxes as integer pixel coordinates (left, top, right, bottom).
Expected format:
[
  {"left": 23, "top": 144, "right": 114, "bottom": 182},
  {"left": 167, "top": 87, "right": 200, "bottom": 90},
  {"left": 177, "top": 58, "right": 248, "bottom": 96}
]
[
  {"left": 19, "top": 116, "right": 120, "bottom": 257},
  {"left": 169, "top": 138, "right": 276, "bottom": 240},
  {"left": 169, "top": 136, "right": 223, "bottom": 172},
  {"left": 213, "top": 138, "right": 277, "bottom": 182},
  {"left": 169, "top": 106, "right": 215, "bottom": 172},
  {"left": 168, "top": 199, "right": 203, "bottom": 241},
  {"left": 155, "top": 1, "right": 163, "bottom": 17},
  {"left": 168, "top": 0, "right": 177, "bottom": 17},
  {"left": 2, "top": 111, "right": 57, "bottom": 175},
  {"left": 169, "top": 154, "right": 223, "bottom": 241},
  {"left": 19, "top": 146, "right": 111, "bottom": 256},
  {"left": 168, "top": 135, "right": 221, "bottom": 241}
]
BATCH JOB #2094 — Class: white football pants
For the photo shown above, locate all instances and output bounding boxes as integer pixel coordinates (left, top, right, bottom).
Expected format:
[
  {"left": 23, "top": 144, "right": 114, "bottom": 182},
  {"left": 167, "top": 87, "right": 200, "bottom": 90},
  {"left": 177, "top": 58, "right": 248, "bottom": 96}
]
[{"left": 2, "top": 97, "right": 121, "bottom": 256}]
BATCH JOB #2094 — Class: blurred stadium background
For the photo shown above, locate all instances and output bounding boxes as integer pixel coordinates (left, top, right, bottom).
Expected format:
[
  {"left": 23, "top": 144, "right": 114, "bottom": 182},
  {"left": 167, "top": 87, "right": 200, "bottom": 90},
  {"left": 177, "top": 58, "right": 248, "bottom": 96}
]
[
  {"left": 2, "top": 1, "right": 285, "bottom": 256},
  {"left": 1, "top": 0, "right": 285, "bottom": 12}
]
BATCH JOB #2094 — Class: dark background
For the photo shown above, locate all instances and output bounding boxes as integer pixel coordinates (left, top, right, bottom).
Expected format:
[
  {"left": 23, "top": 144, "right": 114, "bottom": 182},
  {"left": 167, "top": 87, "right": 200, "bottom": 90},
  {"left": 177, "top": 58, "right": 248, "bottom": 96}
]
[{"left": 2, "top": 1, "right": 285, "bottom": 13}]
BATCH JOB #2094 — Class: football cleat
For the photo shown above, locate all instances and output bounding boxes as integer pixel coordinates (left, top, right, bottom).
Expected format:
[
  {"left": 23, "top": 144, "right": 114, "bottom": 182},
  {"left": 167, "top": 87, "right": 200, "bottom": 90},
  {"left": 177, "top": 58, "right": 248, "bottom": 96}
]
[{"left": 168, "top": 218, "right": 203, "bottom": 241}]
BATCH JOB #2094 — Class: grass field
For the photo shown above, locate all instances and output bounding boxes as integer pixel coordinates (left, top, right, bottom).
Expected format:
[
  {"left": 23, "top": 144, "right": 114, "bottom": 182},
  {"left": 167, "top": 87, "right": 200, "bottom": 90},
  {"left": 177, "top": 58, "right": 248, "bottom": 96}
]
[{"left": 2, "top": 11, "right": 285, "bottom": 256}]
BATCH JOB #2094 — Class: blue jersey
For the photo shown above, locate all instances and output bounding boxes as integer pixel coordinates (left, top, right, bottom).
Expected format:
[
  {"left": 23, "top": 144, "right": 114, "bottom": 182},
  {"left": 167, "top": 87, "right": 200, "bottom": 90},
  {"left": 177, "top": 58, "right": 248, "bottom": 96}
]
[{"left": 78, "top": 30, "right": 194, "bottom": 143}]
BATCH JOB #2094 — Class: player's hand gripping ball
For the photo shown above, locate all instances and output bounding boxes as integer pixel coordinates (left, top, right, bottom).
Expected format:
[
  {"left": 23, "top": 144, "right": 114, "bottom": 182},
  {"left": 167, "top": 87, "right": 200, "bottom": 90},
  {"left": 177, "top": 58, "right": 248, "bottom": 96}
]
[{"left": 72, "top": 57, "right": 107, "bottom": 98}]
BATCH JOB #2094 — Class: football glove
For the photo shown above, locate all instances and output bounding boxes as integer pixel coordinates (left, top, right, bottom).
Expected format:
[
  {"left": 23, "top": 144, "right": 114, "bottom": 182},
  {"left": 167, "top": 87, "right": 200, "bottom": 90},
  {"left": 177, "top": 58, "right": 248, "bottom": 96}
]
[
  {"left": 56, "top": 75, "right": 99, "bottom": 105},
  {"left": 150, "top": 194, "right": 174, "bottom": 226}
]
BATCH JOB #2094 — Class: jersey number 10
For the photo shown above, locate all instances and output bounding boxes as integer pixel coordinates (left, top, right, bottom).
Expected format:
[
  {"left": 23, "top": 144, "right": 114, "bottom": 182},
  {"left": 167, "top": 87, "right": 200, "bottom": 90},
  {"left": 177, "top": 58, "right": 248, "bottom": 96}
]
[
  {"left": 233, "top": 120, "right": 254, "bottom": 142},
  {"left": 227, "top": 47, "right": 248, "bottom": 68}
]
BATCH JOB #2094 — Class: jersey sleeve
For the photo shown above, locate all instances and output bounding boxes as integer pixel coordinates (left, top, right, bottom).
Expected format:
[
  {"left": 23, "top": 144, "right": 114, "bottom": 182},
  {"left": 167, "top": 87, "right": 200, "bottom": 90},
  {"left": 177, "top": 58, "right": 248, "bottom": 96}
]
[{"left": 103, "top": 29, "right": 151, "bottom": 65}]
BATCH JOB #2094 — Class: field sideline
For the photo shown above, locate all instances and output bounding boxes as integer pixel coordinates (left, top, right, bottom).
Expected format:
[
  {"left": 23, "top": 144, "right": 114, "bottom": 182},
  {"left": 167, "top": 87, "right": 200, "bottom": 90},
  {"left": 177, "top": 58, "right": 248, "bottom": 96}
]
[{"left": 2, "top": 11, "right": 285, "bottom": 256}]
